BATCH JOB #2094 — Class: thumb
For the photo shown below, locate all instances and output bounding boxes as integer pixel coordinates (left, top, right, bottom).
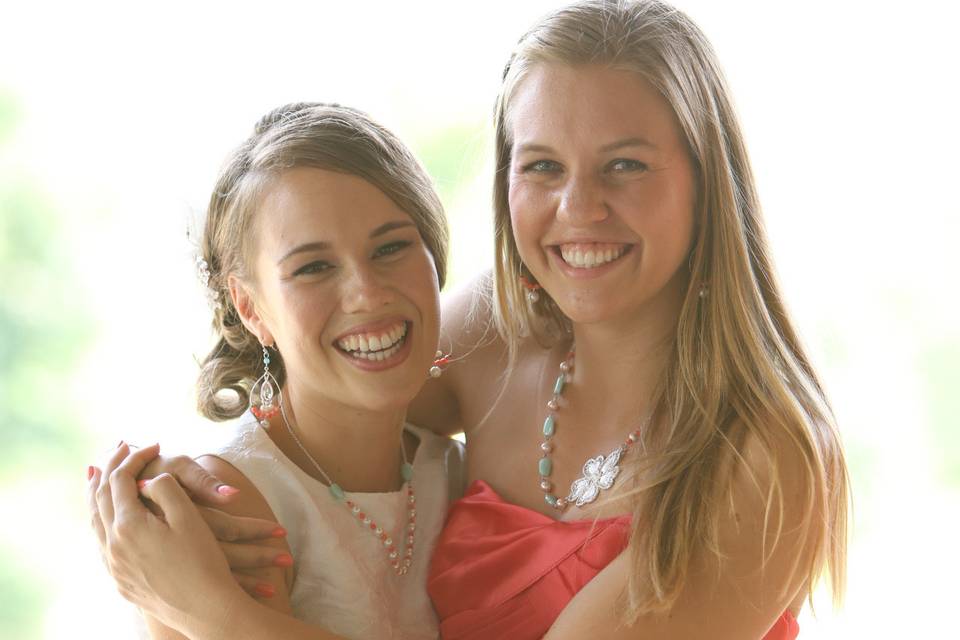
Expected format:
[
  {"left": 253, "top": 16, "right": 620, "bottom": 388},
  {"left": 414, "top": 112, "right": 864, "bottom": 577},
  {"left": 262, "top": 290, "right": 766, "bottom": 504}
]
[{"left": 139, "top": 473, "right": 202, "bottom": 529}]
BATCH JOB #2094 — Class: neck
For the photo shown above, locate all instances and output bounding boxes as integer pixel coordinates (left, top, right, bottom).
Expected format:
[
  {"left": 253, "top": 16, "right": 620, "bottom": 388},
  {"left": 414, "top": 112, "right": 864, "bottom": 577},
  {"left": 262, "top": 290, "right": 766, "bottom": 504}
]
[
  {"left": 563, "top": 273, "right": 685, "bottom": 429},
  {"left": 270, "top": 379, "right": 408, "bottom": 493}
]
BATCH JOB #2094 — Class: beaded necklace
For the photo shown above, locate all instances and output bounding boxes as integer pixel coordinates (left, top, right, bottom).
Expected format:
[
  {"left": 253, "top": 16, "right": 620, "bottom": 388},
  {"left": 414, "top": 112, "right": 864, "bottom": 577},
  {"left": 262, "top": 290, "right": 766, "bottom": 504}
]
[
  {"left": 537, "top": 348, "right": 650, "bottom": 511},
  {"left": 277, "top": 403, "right": 417, "bottom": 576}
]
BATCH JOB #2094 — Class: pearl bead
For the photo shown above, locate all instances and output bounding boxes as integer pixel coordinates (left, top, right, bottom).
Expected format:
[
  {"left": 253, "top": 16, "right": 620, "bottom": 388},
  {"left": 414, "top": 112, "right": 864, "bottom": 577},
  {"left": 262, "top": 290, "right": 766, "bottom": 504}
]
[
  {"left": 560, "top": 361, "right": 571, "bottom": 373},
  {"left": 547, "top": 398, "right": 559, "bottom": 411},
  {"left": 540, "top": 480, "right": 552, "bottom": 491},
  {"left": 540, "top": 441, "right": 553, "bottom": 452}
]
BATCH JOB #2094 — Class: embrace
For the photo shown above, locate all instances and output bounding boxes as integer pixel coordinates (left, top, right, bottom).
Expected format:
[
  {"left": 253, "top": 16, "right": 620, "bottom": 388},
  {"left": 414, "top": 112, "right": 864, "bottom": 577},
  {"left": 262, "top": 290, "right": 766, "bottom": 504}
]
[{"left": 88, "top": 1, "right": 849, "bottom": 638}]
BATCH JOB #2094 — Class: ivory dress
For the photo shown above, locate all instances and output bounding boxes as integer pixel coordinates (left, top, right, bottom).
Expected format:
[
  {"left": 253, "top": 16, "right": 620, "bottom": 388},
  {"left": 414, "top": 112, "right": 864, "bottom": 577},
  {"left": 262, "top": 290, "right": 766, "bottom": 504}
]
[{"left": 216, "top": 412, "right": 464, "bottom": 640}]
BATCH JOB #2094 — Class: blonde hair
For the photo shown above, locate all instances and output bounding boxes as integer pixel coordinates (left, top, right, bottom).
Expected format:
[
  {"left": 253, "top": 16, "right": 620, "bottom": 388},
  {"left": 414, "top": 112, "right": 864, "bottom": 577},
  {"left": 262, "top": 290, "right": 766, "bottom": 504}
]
[
  {"left": 491, "top": 0, "right": 848, "bottom": 619},
  {"left": 197, "top": 102, "right": 448, "bottom": 421}
]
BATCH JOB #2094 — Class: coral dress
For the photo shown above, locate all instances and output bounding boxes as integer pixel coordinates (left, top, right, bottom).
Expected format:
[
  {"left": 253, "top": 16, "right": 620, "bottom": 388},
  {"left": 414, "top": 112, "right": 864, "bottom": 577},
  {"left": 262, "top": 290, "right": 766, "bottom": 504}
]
[{"left": 428, "top": 480, "right": 799, "bottom": 639}]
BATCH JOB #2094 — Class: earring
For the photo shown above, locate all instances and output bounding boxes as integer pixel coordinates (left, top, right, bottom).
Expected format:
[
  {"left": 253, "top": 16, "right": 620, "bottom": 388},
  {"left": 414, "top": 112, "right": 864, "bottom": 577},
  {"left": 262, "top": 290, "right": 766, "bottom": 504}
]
[
  {"left": 250, "top": 344, "right": 282, "bottom": 428},
  {"left": 519, "top": 274, "right": 541, "bottom": 303},
  {"left": 429, "top": 350, "right": 451, "bottom": 378}
]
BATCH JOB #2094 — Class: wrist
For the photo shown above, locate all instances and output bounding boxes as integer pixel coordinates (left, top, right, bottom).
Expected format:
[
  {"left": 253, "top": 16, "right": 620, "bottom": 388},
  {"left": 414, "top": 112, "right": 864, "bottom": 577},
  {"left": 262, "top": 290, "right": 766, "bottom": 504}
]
[{"left": 175, "top": 583, "right": 248, "bottom": 640}]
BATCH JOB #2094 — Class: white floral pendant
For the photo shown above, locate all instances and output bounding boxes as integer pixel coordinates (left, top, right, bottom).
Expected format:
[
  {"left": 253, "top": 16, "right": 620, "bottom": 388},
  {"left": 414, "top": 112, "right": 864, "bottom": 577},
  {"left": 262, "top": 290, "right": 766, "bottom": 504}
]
[{"left": 566, "top": 445, "right": 624, "bottom": 507}]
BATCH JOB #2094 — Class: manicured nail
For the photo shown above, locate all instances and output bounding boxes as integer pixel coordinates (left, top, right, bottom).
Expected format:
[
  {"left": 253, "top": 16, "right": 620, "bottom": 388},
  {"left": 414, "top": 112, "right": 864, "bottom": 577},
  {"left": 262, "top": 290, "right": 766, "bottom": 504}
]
[
  {"left": 270, "top": 526, "right": 288, "bottom": 538},
  {"left": 216, "top": 484, "right": 240, "bottom": 497},
  {"left": 273, "top": 553, "right": 294, "bottom": 568},
  {"left": 137, "top": 479, "right": 148, "bottom": 490},
  {"left": 254, "top": 583, "right": 275, "bottom": 598},
  {"left": 116, "top": 440, "right": 125, "bottom": 448},
  {"left": 87, "top": 466, "right": 95, "bottom": 481}
]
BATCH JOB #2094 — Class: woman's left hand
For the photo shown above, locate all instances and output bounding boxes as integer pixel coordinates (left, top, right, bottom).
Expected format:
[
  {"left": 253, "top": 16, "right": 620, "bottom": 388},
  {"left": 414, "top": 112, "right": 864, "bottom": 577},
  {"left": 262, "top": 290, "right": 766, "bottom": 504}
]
[{"left": 88, "top": 443, "right": 248, "bottom": 636}]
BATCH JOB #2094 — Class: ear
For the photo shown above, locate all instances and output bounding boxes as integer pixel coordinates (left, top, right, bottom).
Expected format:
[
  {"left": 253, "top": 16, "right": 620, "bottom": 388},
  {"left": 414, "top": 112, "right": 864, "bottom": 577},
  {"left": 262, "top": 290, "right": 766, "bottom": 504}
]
[{"left": 228, "top": 274, "right": 275, "bottom": 347}]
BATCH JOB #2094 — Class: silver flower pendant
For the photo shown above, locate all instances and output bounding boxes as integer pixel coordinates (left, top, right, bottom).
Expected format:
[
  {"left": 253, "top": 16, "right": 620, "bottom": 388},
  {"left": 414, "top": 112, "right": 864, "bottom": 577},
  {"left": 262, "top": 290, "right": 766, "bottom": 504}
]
[{"left": 566, "top": 445, "right": 624, "bottom": 507}]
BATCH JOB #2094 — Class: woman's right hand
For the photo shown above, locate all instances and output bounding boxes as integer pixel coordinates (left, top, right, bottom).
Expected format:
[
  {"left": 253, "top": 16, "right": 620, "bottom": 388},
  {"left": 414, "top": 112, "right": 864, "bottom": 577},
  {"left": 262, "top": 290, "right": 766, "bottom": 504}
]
[{"left": 110, "top": 446, "right": 290, "bottom": 589}]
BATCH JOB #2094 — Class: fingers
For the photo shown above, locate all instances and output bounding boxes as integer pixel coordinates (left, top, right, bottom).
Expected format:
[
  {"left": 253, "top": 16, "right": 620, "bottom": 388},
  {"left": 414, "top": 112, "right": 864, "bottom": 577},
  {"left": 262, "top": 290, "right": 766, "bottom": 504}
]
[
  {"left": 231, "top": 571, "right": 278, "bottom": 600},
  {"left": 219, "top": 541, "right": 293, "bottom": 572},
  {"left": 138, "top": 473, "right": 200, "bottom": 529},
  {"left": 110, "top": 444, "right": 161, "bottom": 521},
  {"left": 198, "top": 507, "right": 286, "bottom": 543},
  {"left": 87, "top": 466, "right": 106, "bottom": 551},
  {"left": 96, "top": 442, "right": 133, "bottom": 527},
  {"left": 144, "top": 455, "right": 238, "bottom": 506}
]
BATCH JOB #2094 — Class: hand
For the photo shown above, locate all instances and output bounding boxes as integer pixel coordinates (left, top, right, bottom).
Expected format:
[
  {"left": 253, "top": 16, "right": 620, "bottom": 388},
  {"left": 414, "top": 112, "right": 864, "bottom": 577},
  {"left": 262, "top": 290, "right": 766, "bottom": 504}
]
[
  {"left": 88, "top": 443, "right": 250, "bottom": 636},
  {"left": 124, "top": 444, "right": 290, "bottom": 590}
]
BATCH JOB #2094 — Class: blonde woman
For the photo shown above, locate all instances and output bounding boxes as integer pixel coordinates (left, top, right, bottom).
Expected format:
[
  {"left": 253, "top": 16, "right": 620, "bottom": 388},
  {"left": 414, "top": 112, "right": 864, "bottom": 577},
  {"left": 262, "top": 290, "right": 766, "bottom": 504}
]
[
  {"left": 90, "top": 102, "right": 463, "bottom": 639},
  {"left": 92, "top": 1, "right": 848, "bottom": 638}
]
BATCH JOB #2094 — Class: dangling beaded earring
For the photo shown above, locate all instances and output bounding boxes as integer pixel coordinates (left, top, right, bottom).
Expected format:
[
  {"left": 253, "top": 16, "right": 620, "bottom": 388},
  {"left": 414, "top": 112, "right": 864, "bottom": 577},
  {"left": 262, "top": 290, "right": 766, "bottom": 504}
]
[
  {"left": 250, "top": 344, "right": 281, "bottom": 428},
  {"left": 519, "top": 274, "right": 541, "bottom": 303},
  {"left": 429, "top": 350, "right": 451, "bottom": 378}
]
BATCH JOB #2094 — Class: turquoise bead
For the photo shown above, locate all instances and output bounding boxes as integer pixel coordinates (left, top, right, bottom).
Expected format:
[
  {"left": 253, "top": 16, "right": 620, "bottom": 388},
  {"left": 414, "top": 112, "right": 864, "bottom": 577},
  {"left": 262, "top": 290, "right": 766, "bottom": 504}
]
[
  {"left": 543, "top": 415, "right": 555, "bottom": 437},
  {"left": 545, "top": 494, "right": 558, "bottom": 507},
  {"left": 553, "top": 375, "right": 566, "bottom": 395},
  {"left": 538, "top": 457, "right": 553, "bottom": 477},
  {"left": 401, "top": 463, "right": 414, "bottom": 482},
  {"left": 329, "top": 483, "right": 345, "bottom": 502}
]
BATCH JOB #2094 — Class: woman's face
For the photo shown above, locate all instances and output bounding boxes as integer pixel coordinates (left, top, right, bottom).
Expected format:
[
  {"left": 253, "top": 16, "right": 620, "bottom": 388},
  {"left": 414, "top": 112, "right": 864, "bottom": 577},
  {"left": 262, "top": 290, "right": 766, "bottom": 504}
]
[
  {"left": 238, "top": 167, "right": 441, "bottom": 413},
  {"left": 507, "top": 63, "right": 696, "bottom": 328}
]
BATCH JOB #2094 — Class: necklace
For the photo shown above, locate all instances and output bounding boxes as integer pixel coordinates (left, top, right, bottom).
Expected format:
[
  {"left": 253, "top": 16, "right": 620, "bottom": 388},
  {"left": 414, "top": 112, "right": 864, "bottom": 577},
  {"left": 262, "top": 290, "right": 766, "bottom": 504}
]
[
  {"left": 277, "top": 403, "right": 417, "bottom": 576},
  {"left": 537, "top": 348, "right": 650, "bottom": 511}
]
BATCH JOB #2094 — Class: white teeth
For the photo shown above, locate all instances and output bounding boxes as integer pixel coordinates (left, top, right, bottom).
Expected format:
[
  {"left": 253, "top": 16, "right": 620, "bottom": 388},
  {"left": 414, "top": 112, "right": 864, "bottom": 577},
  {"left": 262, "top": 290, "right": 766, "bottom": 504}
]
[
  {"left": 560, "top": 245, "right": 626, "bottom": 269},
  {"left": 336, "top": 322, "right": 408, "bottom": 356}
]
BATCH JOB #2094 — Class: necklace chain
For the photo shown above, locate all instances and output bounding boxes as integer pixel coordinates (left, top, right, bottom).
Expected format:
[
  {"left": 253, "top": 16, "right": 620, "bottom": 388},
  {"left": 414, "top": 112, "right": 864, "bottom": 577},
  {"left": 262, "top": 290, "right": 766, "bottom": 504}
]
[
  {"left": 537, "top": 347, "right": 650, "bottom": 511},
  {"left": 276, "top": 402, "right": 417, "bottom": 575}
]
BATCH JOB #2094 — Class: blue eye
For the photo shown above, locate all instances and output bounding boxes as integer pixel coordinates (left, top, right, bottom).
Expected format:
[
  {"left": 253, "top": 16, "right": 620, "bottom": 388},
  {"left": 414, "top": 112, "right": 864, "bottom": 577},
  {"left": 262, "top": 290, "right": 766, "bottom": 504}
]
[
  {"left": 374, "top": 240, "right": 411, "bottom": 258},
  {"left": 522, "top": 159, "right": 562, "bottom": 173},
  {"left": 292, "top": 261, "right": 332, "bottom": 276},
  {"left": 608, "top": 159, "right": 648, "bottom": 172}
]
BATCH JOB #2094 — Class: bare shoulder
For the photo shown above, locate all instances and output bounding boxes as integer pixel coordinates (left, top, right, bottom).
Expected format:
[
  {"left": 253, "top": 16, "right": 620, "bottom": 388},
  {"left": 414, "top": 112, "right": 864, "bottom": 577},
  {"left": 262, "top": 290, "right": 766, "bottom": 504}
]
[
  {"left": 409, "top": 270, "right": 507, "bottom": 435},
  {"left": 194, "top": 454, "right": 294, "bottom": 612}
]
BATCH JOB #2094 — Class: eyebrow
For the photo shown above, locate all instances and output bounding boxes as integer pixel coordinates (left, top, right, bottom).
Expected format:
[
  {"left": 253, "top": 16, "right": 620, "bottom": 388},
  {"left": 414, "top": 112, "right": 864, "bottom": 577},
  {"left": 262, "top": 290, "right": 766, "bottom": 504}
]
[
  {"left": 277, "top": 219, "right": 416, "bottom": 264},
  {"left": 514, "top": 137, "right": 658, "bottom": 155}
]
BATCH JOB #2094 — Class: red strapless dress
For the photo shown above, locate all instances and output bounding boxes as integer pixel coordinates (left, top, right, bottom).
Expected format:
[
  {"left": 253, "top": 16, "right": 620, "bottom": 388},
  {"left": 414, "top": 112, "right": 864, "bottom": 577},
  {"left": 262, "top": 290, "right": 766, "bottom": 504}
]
[{"left": 428, "top": 480, "right": 799, "bottom": 639}]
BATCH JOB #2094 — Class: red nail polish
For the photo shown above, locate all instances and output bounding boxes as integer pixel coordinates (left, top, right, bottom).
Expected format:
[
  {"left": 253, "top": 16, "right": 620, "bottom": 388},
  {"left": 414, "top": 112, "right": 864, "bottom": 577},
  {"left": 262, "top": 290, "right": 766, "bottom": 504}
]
[
  {"left": 216, "top": 485, "right": 240, "bottom": 497},
  {"left": 254, "top": 583, "right": 275, "bottom": 598},
  {"left": 87, "top": 466, "right": 95, "bottom": 480},
  {"left": 273, "top": 553, "right": 294, "bottom": 568},
  {"left": 270, "top": 526, "right": 288, "bottom": 538}
]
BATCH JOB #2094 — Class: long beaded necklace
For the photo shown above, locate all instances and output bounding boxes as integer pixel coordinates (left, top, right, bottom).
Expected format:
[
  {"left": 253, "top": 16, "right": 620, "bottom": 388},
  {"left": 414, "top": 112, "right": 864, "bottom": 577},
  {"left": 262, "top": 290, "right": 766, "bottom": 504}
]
[
  {"left": 276, "top": 403, "right": 418, "bottom": 576},
  {"left": 537, "top": 348, "right": 651, "bottom": 511}
]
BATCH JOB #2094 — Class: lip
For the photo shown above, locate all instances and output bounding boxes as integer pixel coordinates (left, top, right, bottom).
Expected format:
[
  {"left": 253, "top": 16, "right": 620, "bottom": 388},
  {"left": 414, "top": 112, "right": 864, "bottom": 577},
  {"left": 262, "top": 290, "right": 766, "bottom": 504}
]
[
  {"left": 332, "top": 318, "right": 414, "bottom": 373},
  {"left": 546, "top": 243, "right": 635, "bottom": 280}
]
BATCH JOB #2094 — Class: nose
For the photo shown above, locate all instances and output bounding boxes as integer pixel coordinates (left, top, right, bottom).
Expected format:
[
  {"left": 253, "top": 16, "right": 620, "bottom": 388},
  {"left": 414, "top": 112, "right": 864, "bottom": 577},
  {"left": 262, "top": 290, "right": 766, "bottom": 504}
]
[
  {"left": 556, "top": 174, "right": 608, "bottom": 225},
  {"left": 340, "top": 264, "right": 395, "bottom": 314}
]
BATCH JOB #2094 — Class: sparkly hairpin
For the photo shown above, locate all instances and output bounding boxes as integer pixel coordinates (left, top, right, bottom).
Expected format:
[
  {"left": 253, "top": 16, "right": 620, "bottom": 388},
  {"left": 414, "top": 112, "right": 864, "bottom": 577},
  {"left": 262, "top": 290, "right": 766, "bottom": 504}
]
[{"left": 196, "top": 255, "right": 222, "bottom": 309}]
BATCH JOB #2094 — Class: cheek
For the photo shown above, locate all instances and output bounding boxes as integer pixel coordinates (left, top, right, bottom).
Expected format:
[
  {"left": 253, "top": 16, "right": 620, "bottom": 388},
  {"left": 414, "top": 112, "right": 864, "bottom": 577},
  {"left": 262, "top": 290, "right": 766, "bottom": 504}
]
[{"left": 508, "top": 181, "right": 549, "bottom": 254}]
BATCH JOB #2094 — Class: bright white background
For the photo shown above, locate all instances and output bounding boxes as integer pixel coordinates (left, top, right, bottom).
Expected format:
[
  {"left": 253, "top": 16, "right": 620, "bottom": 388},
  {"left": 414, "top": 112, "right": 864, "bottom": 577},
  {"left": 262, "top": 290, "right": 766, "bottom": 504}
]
[{"left": 1, "top": 0, "right": 958, "bottom": 637}]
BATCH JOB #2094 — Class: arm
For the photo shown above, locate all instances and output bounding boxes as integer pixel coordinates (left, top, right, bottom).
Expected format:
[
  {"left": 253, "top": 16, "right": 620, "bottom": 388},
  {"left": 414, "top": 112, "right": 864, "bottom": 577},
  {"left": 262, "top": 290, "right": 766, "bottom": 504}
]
[
  {"left": 408, "top": 269, "right": 502, "bottom": 436},
  {"left": 90, "top": 444, "right": 351, "bottom": 640},
  {"left": 544, "top": 431, "right": 816, "bottom": 639}
]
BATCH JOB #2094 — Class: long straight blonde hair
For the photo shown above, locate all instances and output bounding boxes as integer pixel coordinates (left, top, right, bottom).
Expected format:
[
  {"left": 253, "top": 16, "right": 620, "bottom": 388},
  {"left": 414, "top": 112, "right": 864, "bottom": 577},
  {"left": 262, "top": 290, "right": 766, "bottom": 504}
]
[{"left": 491, "top": 0, "right": 848, "bottom": 619}]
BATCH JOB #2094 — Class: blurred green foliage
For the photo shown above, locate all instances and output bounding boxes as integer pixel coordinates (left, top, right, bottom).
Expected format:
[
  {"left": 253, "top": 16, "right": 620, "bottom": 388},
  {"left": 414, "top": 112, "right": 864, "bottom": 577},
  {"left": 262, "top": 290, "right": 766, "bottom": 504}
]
[
  {"left": 413, "top": 120, "right": 486, "bottom": 205},
  {"left": 0, "top": 89, "right": 93, "bottom": 639},
  {"left": 920, "top": 339, "right": 960, "bottom": 486}
]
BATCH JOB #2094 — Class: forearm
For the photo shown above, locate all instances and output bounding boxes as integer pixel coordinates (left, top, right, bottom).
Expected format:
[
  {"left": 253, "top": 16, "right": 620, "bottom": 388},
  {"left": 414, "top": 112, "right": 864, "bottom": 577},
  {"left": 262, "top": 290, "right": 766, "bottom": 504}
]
[
  {"left": 179, "top": 592, "right": 348, "bottom": 640},
  {"left": 143, "top": 613, "right": 190, "bottom": 640}
]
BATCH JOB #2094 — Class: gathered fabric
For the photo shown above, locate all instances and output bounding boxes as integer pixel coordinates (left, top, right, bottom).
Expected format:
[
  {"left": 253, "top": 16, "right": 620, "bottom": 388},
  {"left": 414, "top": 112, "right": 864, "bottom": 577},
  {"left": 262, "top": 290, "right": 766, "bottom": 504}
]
[{"left": 428, "top": 480, "right": 799, "bottom": 640}]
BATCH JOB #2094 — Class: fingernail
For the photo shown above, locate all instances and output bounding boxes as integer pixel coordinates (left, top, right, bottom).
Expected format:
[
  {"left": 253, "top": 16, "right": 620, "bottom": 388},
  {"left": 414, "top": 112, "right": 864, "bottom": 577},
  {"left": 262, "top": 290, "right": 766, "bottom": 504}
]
[
  {"left": 270, "top": 526, "right": 287, "bottom": 538},
  {"left": 137, "top": 479, "right": 148, "bottom": 490},
  {"left": 273, "top": 553, "right": 294, "bottom": 568},
  {"left": 254, "top": 583, "right": 275, "bottom": 598},
  {"left": 87, "top": 466, "right": 95, "bottom": 481},
  {"left": 216, "top": 484, "right": 240, "bottom": 496},
  {"left": 116, "top": 440, "right": 125, "bottom": 448}
]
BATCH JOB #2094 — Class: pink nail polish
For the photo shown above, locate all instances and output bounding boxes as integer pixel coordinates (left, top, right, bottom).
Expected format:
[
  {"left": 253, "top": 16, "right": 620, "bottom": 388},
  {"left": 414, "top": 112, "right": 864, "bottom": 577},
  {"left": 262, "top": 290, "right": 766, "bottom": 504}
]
[
  {"left": 273, "top": 553, "right": 294, "bottom": 568},
  {"left": 87, "top": 466, "right": 95, "bottom": 481},
  {"left": 271, "top": 526, "right": 288, "bottom": 538},
  {"left": 254, "top": 583, "right": 275, "bottom": 598},
  {"left": 137, "top": 479, "right": 148, "bottom": 490},
  {"left": 216, "top": 484, "right": 240, "bottom": 496}
]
